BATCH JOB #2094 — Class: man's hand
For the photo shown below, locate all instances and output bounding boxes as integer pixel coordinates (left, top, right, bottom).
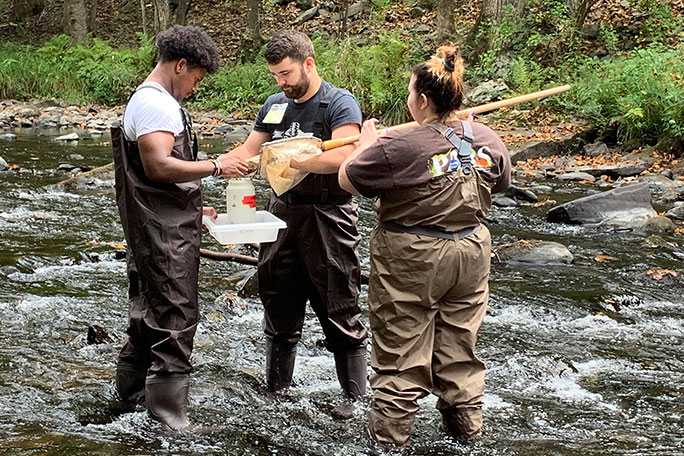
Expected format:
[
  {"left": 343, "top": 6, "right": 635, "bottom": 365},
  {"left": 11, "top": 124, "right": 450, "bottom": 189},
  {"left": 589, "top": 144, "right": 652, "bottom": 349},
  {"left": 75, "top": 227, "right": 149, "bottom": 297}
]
[
  {"left": 202, "top": 206, "right": 218, "bottom": 224},
  {"left": 217, "top": 153, "right": 249, "bottom": 178}
]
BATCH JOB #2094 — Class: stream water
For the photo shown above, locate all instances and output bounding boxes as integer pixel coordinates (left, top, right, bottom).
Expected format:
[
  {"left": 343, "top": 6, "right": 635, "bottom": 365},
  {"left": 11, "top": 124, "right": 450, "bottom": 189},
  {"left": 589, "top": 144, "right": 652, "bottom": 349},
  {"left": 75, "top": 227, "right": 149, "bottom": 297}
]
[{"left": 1, "top": 130, "right": 683, "bottom": 455}]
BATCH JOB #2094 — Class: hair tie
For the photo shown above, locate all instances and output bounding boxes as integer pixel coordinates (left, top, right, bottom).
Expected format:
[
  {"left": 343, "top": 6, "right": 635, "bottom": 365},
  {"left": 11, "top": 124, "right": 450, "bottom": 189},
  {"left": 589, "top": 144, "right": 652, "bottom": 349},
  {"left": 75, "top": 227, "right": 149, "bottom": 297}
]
[{"left": 441, "top": 57, "right": 454, "bottom": 72}]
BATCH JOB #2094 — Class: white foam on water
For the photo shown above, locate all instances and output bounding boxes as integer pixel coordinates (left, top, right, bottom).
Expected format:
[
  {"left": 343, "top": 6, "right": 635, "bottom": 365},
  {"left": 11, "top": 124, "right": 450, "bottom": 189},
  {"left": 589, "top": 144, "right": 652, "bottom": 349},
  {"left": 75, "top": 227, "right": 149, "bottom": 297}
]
[
  {"left": 483, "top": 393, "right": 515, "bottom": 410},
  {"left": 9, "top": 260, "right": 124, "bottom": 283},
  {"left": 485, "top": 303, "right": 566, "bottom": 332}
]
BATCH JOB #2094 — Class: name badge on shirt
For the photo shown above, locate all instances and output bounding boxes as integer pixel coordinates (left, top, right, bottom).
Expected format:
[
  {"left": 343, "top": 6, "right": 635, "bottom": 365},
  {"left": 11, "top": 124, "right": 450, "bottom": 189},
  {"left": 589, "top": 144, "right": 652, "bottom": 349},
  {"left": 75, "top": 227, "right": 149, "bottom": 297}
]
[{"left": 263, "top": 103, "right": 288, "bottom": 124}]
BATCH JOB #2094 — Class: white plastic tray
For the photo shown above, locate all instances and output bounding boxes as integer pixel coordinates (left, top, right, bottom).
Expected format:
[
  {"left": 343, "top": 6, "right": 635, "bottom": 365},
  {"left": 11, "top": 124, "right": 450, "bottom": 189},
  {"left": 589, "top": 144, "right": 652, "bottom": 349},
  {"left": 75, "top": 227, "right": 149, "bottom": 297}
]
[{"left": 203, "top": 211, "right": 286, "bottom": 245}]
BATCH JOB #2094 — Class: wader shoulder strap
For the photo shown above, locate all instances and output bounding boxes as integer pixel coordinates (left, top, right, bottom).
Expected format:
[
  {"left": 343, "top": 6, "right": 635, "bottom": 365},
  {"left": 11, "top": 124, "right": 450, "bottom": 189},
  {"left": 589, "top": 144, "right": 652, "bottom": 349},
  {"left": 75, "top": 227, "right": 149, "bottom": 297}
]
[
  {"left": 429, "top": 120, "right": 474, "bottom": 175},
  {"left": 179, "top": 107, "right": 198, "bottom": 160},
  {"left": 312, "top": 87, "right": 339, "bottom": 139}
]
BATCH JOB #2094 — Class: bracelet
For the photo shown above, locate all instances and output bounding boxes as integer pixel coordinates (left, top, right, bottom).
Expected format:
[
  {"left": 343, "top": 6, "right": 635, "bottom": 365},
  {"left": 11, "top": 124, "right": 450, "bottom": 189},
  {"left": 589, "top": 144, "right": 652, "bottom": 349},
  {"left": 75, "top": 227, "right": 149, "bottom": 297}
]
[{"left": 210, "top": 158, "right": 223, "bottom": 177}]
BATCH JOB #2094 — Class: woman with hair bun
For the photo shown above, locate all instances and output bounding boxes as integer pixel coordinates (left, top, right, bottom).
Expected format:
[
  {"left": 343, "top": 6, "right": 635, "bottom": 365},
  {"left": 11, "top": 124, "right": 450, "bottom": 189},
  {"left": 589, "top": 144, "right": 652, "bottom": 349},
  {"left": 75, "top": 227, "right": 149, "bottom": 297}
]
[{"left": 339, "top": 46, "right": 511, "bottom": 447}]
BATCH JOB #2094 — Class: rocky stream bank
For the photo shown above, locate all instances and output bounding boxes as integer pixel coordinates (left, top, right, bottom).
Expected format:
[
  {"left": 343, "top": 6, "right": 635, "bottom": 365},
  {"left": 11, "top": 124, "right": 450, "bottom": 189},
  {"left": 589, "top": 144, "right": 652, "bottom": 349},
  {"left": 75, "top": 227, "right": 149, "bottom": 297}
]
[{"left": 2, "top": 98, "right": 684, "bottom": 269}]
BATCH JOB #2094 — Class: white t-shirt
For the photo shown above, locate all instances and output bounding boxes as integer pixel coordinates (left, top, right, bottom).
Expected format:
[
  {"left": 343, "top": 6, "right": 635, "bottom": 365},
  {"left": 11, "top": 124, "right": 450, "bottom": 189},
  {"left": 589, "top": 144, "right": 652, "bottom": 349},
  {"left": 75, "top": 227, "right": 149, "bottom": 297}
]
[{"left": 123, "top": 82, "right": 184, "bottom": 141}]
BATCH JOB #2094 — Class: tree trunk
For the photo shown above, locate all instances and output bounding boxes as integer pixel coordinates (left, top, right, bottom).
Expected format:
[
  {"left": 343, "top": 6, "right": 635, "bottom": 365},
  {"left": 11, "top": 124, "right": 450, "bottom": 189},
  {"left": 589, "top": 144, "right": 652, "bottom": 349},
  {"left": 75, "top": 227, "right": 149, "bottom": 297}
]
[
  {"left": 152, "top": 0, "right": 170, "bottom": 34},
  {"left": 240, "top": 0, "right": 262, "bottom": 62},
  {"left": 566, "top": 0, "right": 598, "bottom": 28},
  {"left": 339, "top": 0, "right": 349, "bottom": 37},
  {"left": 140, "top": 0, "right": 148, "bottom": 36},
  {"left": 64, "top": 0, "right": 89, "bottom": 41},
  {"left": 436, "top": 0, "right": 455, "bottom": 44},
  {"left": 87, "top": 0, "right": 98, "bottom": 34},
  {"left": 173, "top": 0, "right": 192, "bottom": 25},
  {"left": 12, "top": 0, "right": 45, "bottom": 21},
  {"left": 469, "top": 0, "right": 526, "bottom": 61}
]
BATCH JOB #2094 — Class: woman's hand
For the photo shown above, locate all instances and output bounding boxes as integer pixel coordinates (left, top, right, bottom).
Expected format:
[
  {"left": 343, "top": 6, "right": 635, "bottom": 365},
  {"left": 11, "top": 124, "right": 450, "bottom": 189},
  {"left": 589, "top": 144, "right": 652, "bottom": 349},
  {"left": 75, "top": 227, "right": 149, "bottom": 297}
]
[
  {"left": 453, "top": 110, "right": 476, "bottom": 123},
  {"left": 357, "top": 118, "right": 387, "bottom": 149},
  {"left": 217, "top": 153, "right": 249, "bottom": 179}
]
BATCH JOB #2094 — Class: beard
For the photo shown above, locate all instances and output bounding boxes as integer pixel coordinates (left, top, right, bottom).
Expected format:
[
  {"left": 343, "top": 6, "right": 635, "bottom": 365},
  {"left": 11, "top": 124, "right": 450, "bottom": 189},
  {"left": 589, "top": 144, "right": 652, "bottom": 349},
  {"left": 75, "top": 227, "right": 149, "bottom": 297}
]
[{"left": 281, "top": 72, "right": 310, "bottom": 99}]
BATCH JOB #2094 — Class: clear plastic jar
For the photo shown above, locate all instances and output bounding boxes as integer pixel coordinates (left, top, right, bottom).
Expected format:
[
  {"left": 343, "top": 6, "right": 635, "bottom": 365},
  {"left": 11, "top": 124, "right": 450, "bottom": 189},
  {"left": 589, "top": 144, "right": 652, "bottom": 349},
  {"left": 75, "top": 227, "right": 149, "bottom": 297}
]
[{"left": 226, "top": 178, "right": 256, "bottom": 223}]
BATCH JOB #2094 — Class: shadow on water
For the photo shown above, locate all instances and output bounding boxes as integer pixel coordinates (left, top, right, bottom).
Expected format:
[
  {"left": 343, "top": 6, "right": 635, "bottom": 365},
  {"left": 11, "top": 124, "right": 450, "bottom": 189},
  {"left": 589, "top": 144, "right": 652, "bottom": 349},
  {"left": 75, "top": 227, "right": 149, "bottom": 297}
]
[{"left": 1, "top": 130, "right": 683, "bottom": 455}]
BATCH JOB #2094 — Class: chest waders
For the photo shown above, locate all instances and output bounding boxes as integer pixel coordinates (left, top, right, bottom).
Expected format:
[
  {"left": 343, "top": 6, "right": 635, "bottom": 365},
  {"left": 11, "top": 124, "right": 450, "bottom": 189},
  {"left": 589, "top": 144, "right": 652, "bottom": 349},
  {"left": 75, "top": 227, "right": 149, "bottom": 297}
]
[
  {"left": 112, "top": 84, "right": 201, "bottom": 430},
  {"left": 257, "top": 87, "right": 368, "bottom": 411},
  {"left": 367, "top": 120, "right": 489, "bottom": 446},
  {"left": 379, "top": 120, "right": 481, "bottom": 240}
]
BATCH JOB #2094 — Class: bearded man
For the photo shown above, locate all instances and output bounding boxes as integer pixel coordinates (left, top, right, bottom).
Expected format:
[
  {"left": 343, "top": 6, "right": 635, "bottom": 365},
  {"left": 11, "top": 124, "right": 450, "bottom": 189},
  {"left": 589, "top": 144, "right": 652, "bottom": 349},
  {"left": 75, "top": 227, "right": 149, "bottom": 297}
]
[{"left": 224, "top": 30, "right": 367, "bottom": 414}]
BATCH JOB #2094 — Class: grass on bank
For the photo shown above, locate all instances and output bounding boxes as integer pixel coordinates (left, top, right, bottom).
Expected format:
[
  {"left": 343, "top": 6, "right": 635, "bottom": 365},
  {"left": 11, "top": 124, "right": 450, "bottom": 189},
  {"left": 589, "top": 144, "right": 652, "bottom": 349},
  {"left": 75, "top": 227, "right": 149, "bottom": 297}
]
[{"left": 0, "top": 31, "right": 683, "bottom": 151}]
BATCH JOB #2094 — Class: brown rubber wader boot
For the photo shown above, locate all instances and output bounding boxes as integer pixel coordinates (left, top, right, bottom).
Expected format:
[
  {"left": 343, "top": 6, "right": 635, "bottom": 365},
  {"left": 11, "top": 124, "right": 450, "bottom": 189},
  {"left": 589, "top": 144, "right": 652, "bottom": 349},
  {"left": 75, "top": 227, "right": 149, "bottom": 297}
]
[
  {"left": 367, "top": 409, "right": 414, "bottom": 448},
  {"left": 441, "top": 405, "right": 483, "bottom": 443}
]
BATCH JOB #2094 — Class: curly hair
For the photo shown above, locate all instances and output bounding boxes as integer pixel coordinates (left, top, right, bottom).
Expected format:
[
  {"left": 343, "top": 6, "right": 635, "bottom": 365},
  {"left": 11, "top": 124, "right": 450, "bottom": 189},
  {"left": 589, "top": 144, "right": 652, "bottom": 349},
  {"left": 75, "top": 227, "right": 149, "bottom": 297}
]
[
  {"left": 264, "top": 30, "right": 314, "bottom": 65},
  {"left": 412, "top": 45, "right": 465, "bottom": 120},
  {"left": 156, "top": 25, "right": 220, "bottom": 74}
]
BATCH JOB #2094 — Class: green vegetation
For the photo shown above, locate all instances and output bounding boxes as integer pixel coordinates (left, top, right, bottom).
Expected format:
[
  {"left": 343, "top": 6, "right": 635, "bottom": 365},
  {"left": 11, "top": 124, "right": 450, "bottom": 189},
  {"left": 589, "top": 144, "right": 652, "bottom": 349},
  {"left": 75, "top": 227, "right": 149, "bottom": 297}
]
[
  {"left": 0, "top": 34, "right": 154, "bottom": 105},
  {"left": 191, "top": 61, "right": 279, "bottom": 116},
  {"left": 568, "top": 45, "right": 684, "bottom": 149},
  {"left": 315, "top": 33, "right": 427, "bottom": 125},
  {"left": 465, "top": 0, "right": 684, "bottom": 150}
]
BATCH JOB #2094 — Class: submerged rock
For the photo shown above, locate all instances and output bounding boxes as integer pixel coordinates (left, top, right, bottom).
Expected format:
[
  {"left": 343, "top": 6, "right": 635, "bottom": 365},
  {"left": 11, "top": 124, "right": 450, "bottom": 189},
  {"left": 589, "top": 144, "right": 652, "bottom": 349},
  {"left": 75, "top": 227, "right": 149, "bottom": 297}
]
[
  {"left": 640, "top": 216, "right": 675, "bottom": 234},
  {"left": 56, "top": 162, "right": 115, "bottom": 191},
  {"left": 503, "top": 185, "right": 539, "bottom": 202},
  {"left": 493, "top": 239, "right": 573, "bottom": 265},
  {"left": 54, "top": 132, "right": 79, "bottom": 142},
  {"left": 87, "top": 324, "right": 114, "bottom": 344},
  {"left": 0, "top": 156, "right": 7, "bottom": 171},
  {"left": 546, "top": 183, "right": 656, "bottom": 226},
  {"left": 665, "top": 204, "right": 684, "bottom": 220},
  {"left": 493, "top": 196, "right": 517, "bottom": 207}
]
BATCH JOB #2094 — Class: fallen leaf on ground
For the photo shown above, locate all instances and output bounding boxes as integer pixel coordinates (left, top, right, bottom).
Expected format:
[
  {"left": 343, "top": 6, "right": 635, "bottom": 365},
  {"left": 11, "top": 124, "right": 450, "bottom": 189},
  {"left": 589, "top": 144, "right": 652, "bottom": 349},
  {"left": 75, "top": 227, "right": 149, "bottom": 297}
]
[
  {"left": 594, "top": 254, "right": 614, "bottom": 262},
  {"left": 646, "top": 269, "right": 678, "bottom": 280}
]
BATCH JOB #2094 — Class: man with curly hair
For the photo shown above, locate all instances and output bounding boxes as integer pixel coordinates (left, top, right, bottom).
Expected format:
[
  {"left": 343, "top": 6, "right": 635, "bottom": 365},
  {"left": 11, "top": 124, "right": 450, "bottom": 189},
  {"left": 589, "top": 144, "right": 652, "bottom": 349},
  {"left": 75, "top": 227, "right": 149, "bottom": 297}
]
[
  {"left": 112, "top": 25, "right": 248, "bottom": 431},
  {"left": 225, "top": 30, "right": 367, "bottom": 417}
]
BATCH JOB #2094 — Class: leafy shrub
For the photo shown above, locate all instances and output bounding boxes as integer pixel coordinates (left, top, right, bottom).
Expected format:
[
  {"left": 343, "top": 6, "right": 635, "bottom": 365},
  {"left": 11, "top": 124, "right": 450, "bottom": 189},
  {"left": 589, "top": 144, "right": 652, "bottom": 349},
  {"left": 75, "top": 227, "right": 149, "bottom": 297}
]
[
  {"left": 316, "top": 33, "right": 424, "bottom": 124},
  {"left": 190, "top": 61, "right": 279, "bottom": 116},
  {"left": 0, "top": 34, "right": 154, "bottom": 105},
  {"left": 568, "top": 45, "right": 684, "bottom": 148},
  {"left": 193, "top": 32, "right": 424, "bottom": 124}
]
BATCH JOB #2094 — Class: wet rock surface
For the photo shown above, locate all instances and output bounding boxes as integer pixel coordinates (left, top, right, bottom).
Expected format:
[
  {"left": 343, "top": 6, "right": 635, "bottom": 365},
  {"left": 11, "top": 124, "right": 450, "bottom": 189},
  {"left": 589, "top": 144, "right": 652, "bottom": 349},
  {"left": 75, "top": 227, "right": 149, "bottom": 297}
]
[
  {"left": 493, "top": 239, "right": 574, "bottom": 265},
  {"left": 545, "top": 183, "right": 657, "bottom": 226},
  {"left": 0, "top": 100, "right": 252, "bottom": 144}
]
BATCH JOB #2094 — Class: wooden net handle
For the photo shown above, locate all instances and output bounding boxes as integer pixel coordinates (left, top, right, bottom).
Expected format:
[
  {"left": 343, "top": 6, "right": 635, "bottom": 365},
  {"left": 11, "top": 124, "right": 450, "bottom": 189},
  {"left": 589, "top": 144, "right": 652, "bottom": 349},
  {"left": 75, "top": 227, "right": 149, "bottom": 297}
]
[{"left": 321, "top": 84, "right": 571, "bottom": 151}]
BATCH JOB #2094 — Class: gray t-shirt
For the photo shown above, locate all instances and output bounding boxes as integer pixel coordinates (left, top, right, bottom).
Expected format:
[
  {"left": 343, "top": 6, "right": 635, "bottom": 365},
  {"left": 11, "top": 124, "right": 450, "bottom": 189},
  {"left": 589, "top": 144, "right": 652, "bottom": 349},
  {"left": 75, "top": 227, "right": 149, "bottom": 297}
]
[{"left": 254, "top": 80, "right": 361, "bottom": 141}]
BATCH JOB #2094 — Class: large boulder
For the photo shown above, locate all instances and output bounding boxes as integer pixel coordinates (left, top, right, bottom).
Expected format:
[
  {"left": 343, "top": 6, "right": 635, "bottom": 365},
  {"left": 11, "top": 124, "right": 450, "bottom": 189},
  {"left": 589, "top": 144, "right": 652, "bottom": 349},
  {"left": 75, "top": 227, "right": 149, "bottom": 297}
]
[{"left": 546, "top": 182, "right": 656, "bottom": 226}]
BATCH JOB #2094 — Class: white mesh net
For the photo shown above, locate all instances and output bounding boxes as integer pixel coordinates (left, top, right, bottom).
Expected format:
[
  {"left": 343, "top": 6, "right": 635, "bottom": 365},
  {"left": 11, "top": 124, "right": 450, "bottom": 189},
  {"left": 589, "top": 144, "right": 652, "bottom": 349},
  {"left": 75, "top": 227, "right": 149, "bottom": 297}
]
[{"left": 256, "top": 136, "right": 323, "bottom": 196}]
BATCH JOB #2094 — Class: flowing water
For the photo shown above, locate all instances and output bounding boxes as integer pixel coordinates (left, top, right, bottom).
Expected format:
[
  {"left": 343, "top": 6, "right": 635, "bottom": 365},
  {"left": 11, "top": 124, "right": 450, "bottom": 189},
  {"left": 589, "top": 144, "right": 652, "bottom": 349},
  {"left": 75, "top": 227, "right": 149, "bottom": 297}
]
[{"left": 1, "top": 130, "right": 683, "bottom": 456}]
